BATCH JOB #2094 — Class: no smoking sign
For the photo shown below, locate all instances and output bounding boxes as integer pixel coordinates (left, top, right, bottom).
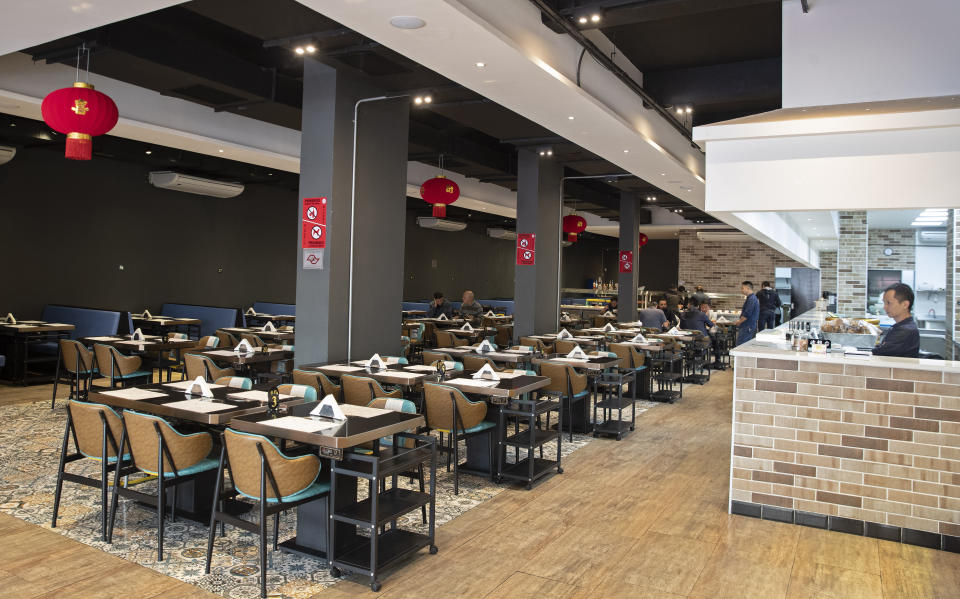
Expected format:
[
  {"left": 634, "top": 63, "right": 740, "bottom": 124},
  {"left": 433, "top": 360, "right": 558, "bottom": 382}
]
[{"left": 302, "top": 197, "right": 327, "bottom": 250}]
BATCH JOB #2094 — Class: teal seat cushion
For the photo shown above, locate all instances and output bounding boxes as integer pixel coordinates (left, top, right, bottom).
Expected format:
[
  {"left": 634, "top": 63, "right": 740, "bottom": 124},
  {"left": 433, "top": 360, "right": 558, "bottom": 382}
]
[
  {"left": 117, "top": 370, "right": 153, "bottom": 379},
  {"left": 79, "top": 451, "right": 131, "bottom": 464},
  {"left": 141, "top": 457, "right": 219, "bottom": 478},
  {"left": 461, "top": 420, "right": 496, "bottom": 435},
  {"left": 238, "top": 480, "right": 331, "bottom": 504},
  {"left": 573, "top": 390, "right": 590, "bottom": 398}
]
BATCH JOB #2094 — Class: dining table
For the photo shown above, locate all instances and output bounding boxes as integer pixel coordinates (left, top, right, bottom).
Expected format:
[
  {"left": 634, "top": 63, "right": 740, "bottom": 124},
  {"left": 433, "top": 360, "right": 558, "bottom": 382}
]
[
  {"left": 80, "top": 335, "right": 199, "bottom": 382},
  {"left": 131, "top": 315, "right": 201, "bottom": 339},
  {"left": 219, "top": 326, "right": 295, "bottom": 344},
  {"left": 197, "top": 347, "right": 293, "bottom": 379},
  {"left": 0, "top": 321, "right": 76, "bottom": 384}
]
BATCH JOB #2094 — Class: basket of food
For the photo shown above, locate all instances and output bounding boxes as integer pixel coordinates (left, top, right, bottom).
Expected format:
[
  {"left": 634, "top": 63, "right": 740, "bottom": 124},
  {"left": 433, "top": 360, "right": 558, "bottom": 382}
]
[{"left": 820, "top": 318, "right": 880, "bottom": 348}]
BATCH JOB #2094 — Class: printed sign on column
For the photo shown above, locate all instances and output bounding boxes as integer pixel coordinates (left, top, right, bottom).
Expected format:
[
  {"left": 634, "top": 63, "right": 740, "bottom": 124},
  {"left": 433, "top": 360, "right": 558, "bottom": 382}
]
[
  {"left": 618, "top": 250, "right": 633, "bottom": 273},
  {"left": 517, "top": 247, "right": 535, "bottom": 266},
  {"left": 517, "top": 233, "right": 535, "bottom": 251},
  {"left": 302, "top": 197, "right": 327, "bottom": 249}
]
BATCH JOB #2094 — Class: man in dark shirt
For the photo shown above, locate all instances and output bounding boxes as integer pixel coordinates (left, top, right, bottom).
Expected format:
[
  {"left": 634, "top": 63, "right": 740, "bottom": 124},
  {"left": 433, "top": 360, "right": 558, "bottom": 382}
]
[
  {"left": 756, "top": 281, "right": 781, "bottom": 331},
  {"left": 459, "top": 290, "right": 484, "bottom": 319},
  {"left": 665, "top": 287, "right": 683, "bottom": 313},
  {"left": 426, "top": 291, "right": 453, "bottom": 319},
  {"left": 657, "top": 299, "right": 679, "bottom": 327},
  {"left": 735, "top": 281, "right": 759, "bottom": 346},
  {"left": 680, "top": 299, "right": 714, "bottom": 335},
  {"left": 691, "top": 285, "right": 709, "bottom": 307},
  {"left": 638, "top": 306, "right": 669, "bottom": 329},
  {"left": 873, "top": 283, "right": 920, "bottom": 358}
]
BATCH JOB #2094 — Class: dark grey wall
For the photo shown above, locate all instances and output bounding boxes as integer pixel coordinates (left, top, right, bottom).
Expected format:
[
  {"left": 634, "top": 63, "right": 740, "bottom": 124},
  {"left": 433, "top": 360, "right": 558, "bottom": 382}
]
[
  {"left": 562, "top": 237, "right": 619, "bottom": 289},
  {"left": 636, "top": 239, "right": 680, "bottom": 291},
  {"left": 0, "top": 146, "right": 297, "bottom": 320}
]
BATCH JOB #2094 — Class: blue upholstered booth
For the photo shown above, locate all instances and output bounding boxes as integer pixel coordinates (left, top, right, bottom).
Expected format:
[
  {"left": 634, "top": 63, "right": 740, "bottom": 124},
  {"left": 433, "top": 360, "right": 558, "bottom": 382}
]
[
  {"left": 160, "top": 303, "right": 239, "bottom": 338},
  {"left": 402, "top": 302, "right": 431, "bottom": 313},
  {"left": 33, "top": 305, "right": 122, "bottom": 355},
  {"left": 252, "top": 301, "right": 295, "bottom": 315}
]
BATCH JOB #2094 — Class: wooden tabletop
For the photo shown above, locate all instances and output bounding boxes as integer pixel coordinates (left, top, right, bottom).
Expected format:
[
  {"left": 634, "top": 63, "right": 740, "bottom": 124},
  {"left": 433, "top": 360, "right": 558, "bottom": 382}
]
[
  {"left": 448, "top": 327, "right": 497, "bottom": 337},
  {"left": 87, "top": 382, "right": 307, "bottom": 425},
  {"left": 230, "top": 402, "right": 424, "bottom": 450},
  {"left": 245, "top": 313, "right": 296, "bottom": 321},
  {"left": 0, "top": 322, "right": 76, "bottom": 334},
  {"left": 441, "top": 346, "right": 533, "bottom": 363},
  {"left": 80, "top": 336, "right": 198, "bottom": 352},
  {"left": 220, "top": 327, "right": 295, "bottom": 342},
  {"left": 199, "top": 347, "right": 293, "bottom": 366},
  {"left": 131, "top": 316, "right": 202, "bottom": 326},
  {"left": 302, "top": 361, "right": 450, "bottom": 388},
  {"left": 532, "top": 354, "right": 622, "bottom": 371},
  {"left": 428, "top": 374, "right": 550, "bottom": 400}
]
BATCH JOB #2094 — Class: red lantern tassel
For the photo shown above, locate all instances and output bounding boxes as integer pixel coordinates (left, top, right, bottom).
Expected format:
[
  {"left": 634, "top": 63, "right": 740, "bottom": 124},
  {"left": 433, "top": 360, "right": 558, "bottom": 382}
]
[
  {"left": 65, "top": 133, "right": 93, "bottom": 161},
  {"left": 432, "top": 204, "right": 446, "bottom": 218},
  {"left": 567, "top": 233, "right": 577, "bottom": 242}
]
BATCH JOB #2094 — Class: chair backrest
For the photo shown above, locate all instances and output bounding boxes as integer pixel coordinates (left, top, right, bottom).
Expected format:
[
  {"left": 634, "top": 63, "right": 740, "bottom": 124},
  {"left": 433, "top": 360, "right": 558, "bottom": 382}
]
[
  {"left": 368, "top": 397, "right": 418, "bottom": 448},
  {"left": 67, "top": 400, "right": 124, "bottom": 459},
  {"left": 215, "top": 330, "right": 238, "bottom": 348},
  {"left": 494, "top": 325, "right": 512, "bottom": 347},
  {"left": 423, "top": 351, "right": 452, "bottom": 364},
  {"left": 240, "top": 333, "right": 266, "bottom": 348},
  {"left": 423, "top": 383, "right": 488, "bottom": 432},
  {"left": 434, "top": 330, "right": 454, "bottom": 348},
  {"left": 462, "top": 355, "right": 499, "bottom": 372},
  {"left": 292, "top": 369, "right": 340, "bottom": 398},
  {"left": 609, "top": 343, "right": 645, "bottom": 368},
  {"left": 60, "top": 339, "right": 94, "bottom": 374},
  {"left": 555, "top": 340, "right": 578, "bottom": 354},
  {"left": 277, "top": 384, "right": 318, "bottom": 401},
  {"left": 214, "top": 376, "right": 253, "bottom": 390},
  {"left": 539, "top": 362, "right": 586, "bottom": 395},
  {"left": 199, "top": 335, "right": 220, "bottom": 348},
  {"left": 93, "top": 343, "right": 136, "bottom": 378},
  {"left": 122, "top": 411, "right": 212, "bottom": 475},
  {"left": 224, "top": 429, "right": 319, "bottom": 501},
  {"left": 519, "top": 337, "right": 549, "bottom": 353},
  {"left": 341, "top": 375, "right": 386, "bottom": 406},
  {"left": 184, "top": 353, "right": 212, "bottom": 381}
]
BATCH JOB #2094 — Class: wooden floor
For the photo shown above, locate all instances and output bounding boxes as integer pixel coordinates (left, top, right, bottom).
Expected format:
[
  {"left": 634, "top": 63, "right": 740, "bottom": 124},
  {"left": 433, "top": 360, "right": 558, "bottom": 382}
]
[{"left": 3, "top": 370, "right": 960, "bottom": 598}]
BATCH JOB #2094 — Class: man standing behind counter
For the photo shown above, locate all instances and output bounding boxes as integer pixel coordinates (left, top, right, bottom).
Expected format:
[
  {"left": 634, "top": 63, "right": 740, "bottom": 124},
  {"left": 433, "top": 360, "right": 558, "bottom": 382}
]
[
  {"left": 873, "top": 283, "right": 920, "bottom": 358},
  {"left": 734, "top": 281, "right": 759, "bottom": 346}
]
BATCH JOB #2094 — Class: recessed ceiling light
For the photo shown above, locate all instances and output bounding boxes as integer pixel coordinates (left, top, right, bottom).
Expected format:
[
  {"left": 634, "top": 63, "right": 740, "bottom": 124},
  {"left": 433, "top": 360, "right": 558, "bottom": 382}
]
[
  {"left": 294, "top": 47, "right": 305, "bottom": 55},
  {"left": 568, "top": 115, "right": 575, "bottom": 120},
  {"left": 218, "top": 149, "right": 224, "bottom": 153},
  {"left": 660, "top": 172, "right": 665, "bottom": 176},
  {"left": 475, "top": 62, "right": 485, "bottom": 68},
  {"left": 423, "top": 95, "right": 432, "bottom": 104},
  {"left": 9, "top": 123, "right": 14, "bottom": 127},
  {"left": 414, "top": 97, "right": 423, "bottom": 105},
  {"left": 590, "top": 13, "right": 601, "bottom": 22},
  {"left": 305, "top": 45, "right": 316, "bottom": 54},
  {"left": 623, "top": 149, "right": 629, "bottom": 153},
  {"left": 578, "top": 16, "right": 587, "bottom": 24},
  {"left": 145, "top": 150, "right": 152, "bottom": 155},
  {"left": 390, "top": 16, "right": 426, "bottom": 29}
]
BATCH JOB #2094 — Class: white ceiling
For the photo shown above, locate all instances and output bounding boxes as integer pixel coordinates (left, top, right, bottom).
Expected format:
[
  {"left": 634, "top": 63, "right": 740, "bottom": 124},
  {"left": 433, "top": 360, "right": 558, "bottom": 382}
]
[{"left": 867, "top": 209, "right": 926, "bottom": 228}]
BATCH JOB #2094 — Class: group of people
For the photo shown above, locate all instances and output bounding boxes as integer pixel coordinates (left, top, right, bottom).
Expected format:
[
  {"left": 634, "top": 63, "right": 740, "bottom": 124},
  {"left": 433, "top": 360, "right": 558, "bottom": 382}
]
[{"left": 425, "top": 290, "right": 485, "bottom": 319}]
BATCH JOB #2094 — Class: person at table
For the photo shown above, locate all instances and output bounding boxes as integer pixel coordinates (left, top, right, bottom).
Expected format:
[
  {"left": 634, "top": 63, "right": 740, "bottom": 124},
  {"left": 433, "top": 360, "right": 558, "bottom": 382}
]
[
  {"left": 756, "top": 281, "right": 781, "bottom": 331},
  {"left": 691, "top": 285, "right": 709, "bottom": 307},
  {"left": 665, "top": 286, "right": 683, "bottom": 312},
  {"left": 638, "top": 306, "right": 670, "bottom": 330},
  {"left": 459, "top": 290, "right": 484, "bottom": 319},
  {"left": 734, "top": 281, "right": 759, "bottom": 346},
  {"left": 873, "top": 283, "right": 920, "bottom": 358},
  {"left": 427, "top": 291, "right": 453, "bottom": 319},
  {"left": 605, "top": 297, "right": 618, "bottom": 314},
  {"left": 657, "top": 298, "right": 680, "bottom": 327},
  {"left": 680, "top": 299, "right": 714, "bottom": 335}
]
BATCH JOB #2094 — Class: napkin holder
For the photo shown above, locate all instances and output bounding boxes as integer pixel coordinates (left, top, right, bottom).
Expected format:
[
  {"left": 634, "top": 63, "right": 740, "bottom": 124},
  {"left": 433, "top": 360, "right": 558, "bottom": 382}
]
[
  {"left": 185, "top": 376, "right": 214, "bottom": 398},
  {"left": 477, "top": 339, "right": 495, "bottom": 353},
  {"left": 603, "top": 311, "right": 615, "bottom": 317},
  {"left": 263, "top": 320, "right": 277, "bottom": 332},
  {"left": 603, "top": 323, "right": 616, "bottom": 332},
  {"left": 566, "top": 345, "right": 587, "bottom": 359},
  {"left": 4, "top": 313, "right": 15, "bottom": 324},
  {"left": 556, "top": 328, "right": 573, "bottom": 340},
  {"left": 131, "top": 328, "right": 145, "bottom": 341},
  {"left": 245, "top": 307, "right": 256, "bottom": 316},
  {"left": 366, "top": 353, "right": 386, "bottom": 372},
  {"left": 461, "top": 322, "right": 474, "bottom": 332},
  {"left": 311, "top": 395, "right": 346, "bottom": 421},
  {"left": 630, "top": 333, "right": 647, "bottom": 343},
  {"left": 142, "top": 309, "right": 152, "bottom": 319},
  {"left": 437, "top": 313, "right": 448, "bottom": 320},
  {"left": 234, "top": 339, "right": 255, "bottom": 357},
  {"left": 472, "top": 363, "right": 500, "bottom": 381},
  {"left": 485, "top": 310, "right": 495, "bottom": 317}
]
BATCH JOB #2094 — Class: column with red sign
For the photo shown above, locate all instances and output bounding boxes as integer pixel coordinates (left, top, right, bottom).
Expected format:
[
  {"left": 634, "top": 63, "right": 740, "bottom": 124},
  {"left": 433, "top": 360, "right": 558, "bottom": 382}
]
[
  {"left": 516, "top": 233, "right": 536, "bottom": 265},
  {"left": 302, "top": 197, "right": 327, "bottom": 269}
]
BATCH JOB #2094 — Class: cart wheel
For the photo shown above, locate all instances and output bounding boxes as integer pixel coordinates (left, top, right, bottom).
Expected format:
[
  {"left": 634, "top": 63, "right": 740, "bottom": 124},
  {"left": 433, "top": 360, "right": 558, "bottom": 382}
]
[
  {"left": 630, "top": 426, "right": 635, "bottom": 431},
  {"left": 430, "top": 545, "right": 439, "bottom": 554},
  {"left": 557, "top": 467, "right": 564, "bottom": 474},
  {"left": 616, "top": 434, "right": 622, "bottom": 441},
  {"left": 330, "top": 567, "right": 341, "bottom": 578},
  {"left": 371, "top": 582, "right": 381, "bottom": 592}
]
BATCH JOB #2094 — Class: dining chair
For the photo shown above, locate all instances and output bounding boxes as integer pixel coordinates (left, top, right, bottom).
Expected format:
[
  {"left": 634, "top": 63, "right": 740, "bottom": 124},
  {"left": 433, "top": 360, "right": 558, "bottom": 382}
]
[
  {"left": 108, "top": 411, "right": 219, "bottom": 561},
  {"left": 494, "top": 325, "right": 513, "bottom": 348},
  {"left": 52, "top": 339, "right": 96, "bottom": 409},
  {"left": 292, "top": 369, "right": 340, "bottom": 399},
  {"left": 423, "top": 382, "right": 495, "bottom": 494},
  {"left": 205, "top": 429, "right": 330, "bottom": 599},
  {"left": 341, "top": 374, "right": 402, "bottom": 406},
  {"left": 539, "top": 362, "right": 589, "bottom": 442},
  {"left": 367, "top": 397, "right": 427, "bottom": 523},
  {"left": 214, "top": 376, "right": 253, "bottom": 390},
  {"left": 215, "top": 330, "right": 239, "bottom": 348},
  {"left": 52, "top": 400, "right": 136, "bottom": 541},
  {"left": 461, "top": 355, "right": 503, "bottom": 372},
  {"left": 520, "top": 336, "right": 554, "bottom": 354},
  {"left": 435, "top": 330, "right": 468, "bottom": 348},
  {"left": 184, "top": 353, "right": 235, "bottom": 382},
  {"left": 197, "top": 335, "right": 220, "bottom": 349},
  {"left": 554, "top": 339, "right": 579, "bottom": 354},
  {"left": 93, "top": 343, "right": 153, "bottom": 389},
  {"left": 277, "top": 383, "right": 318, "bottom": 402}
]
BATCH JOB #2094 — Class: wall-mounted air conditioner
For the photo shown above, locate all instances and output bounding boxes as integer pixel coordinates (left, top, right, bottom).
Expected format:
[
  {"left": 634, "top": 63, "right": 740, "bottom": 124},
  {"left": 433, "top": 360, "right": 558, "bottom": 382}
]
[
  {"left": 487, "top": 227, "right": 517, "bottom": 240},
  {"left": 696, "top": 231, "right": 751, "bottom": 242},
  {"left": 416, "top": 217, "right": 467, "bottom": 232},
  {"left": 0, "top": 145, "right": 16, "bottom": 166},
  {"left": 148, "top": 171, "right": 244, "bottom": 198},
  {"left": 917, "top": 230, "right": 947, "bottom": 245}
]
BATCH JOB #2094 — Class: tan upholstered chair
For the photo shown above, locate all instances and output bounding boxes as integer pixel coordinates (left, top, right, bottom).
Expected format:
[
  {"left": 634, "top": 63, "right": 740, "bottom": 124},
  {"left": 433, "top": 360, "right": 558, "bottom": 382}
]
[
  {"left": 52, "top": 400, "right": 135, "bottom": 541},
  {"left": 52, "top": 339, "right": 96, "bottom": 408},
  {"left": 277, "top": 384, "right": 318, "bottom": 401},
  {"left": 292, "top": 369, "right": 340, "bottom": 399},
  {"left": 462, "top": 355, "right": 503, "bottom": 372},
  {"left": 241, "top": 333, "right": 267, "bottom": 348},
  {"left": 215, "top": 330, "right": 239, "bottom": 348},
  {"left": 494, "top": 325, "right": 513, "bottom": 348},
  {"left": 539, "top": 361, "right": 589, "bottom": 441},
  {"left": 341, "top": 374, "right": 402, "bottom": 406},
  {"left": 108, "top": 411, "right": 218, "bottom": 561},
  {"left": 185, "top": 353, "right": 235, "bottom": 382},
  {"left": 554, "top": 339, "right": 579, "bottom": 354},
  {"left": 423, "top": 382, "right": 495, "bottom": 494},
  {"left": 214, "top": 376, "right": 253, "bottom": 389},
  {"left": 196, "top": 335, "right": 220, "bottom": 349},
  {"left": 435, "top": 330, "right": 468, "bottom": 348},
  {"left": 610, "top": 343, "right": 646, "bottom": 370},
  {"left": 423, "top": 350, "right": 453, "bottom": 365},
  {"left": 93, "top": 343, "right": 152, "bottom": 389},
  {"left": 206, "top": 429, "right": 329, "bottom": 599},
  {"left": 520, "top": 336, "right": 554, "bottom": 354}
]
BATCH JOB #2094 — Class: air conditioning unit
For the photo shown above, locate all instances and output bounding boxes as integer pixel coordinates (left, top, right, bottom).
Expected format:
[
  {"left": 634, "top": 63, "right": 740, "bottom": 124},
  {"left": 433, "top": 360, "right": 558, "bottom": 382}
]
[
  {"left": 918, "top": 230, "right": 947, "bottom": 245},
  {"left": 0, "top": 145, "right": 16, "bottom": 166},
  {"left": 696, "top": 231, "right": 751, "bottom": 242},
  {"left": 416, "top": 217, "right": 467, "bottom": 232},
  {"left": 487, "top": 227, "right": 517, "bottom": 240},
  {"left": 148, "top": 171, "right": 244, "bottom": 198}
]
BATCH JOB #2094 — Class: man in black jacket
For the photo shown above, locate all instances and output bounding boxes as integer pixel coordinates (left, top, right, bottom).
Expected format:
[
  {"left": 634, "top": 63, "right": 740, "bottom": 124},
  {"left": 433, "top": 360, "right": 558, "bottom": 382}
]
[
  {"left": 756, "top": 281, "right": 781, "bottom": 331},
  {"left": 873, "top": 283, "right": 920, "bottom": 358}
]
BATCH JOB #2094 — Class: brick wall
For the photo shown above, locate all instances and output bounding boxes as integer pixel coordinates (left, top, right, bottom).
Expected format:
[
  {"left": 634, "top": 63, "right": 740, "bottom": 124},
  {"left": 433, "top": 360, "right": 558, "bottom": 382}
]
[
  {"left": 837, "top": 211, "right": 868, "bottom": 315},
  {"left": 869, "top": 228, "right": 917, "bottom": 271},
  {"left": 677, "top": 231, "right": 804, "bottom": 309},
  {"left": 819, "top": 251, "right": 837, "bottom": 295},
  {"left": 732, "top": 355, "right": 960, "bottom": 537}
]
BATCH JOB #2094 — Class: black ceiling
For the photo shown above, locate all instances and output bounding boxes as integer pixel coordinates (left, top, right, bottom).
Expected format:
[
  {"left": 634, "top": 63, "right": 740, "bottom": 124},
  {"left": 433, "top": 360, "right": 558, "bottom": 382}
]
[{"left": 6, "top": 0, "right": 782, "bottom": 225}]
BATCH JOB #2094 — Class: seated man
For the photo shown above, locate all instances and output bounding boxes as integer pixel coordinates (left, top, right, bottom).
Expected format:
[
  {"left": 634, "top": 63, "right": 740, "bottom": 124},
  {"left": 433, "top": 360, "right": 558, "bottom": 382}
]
[
  {"left": 680, "top": 299, "right": 714, "bottom": 335},
  {"left": 873, "top": 283, "right": 920, "bottom": 358},
  {"left": 606, "top": 297, "right": 618, "bottom": 313},
  {"left": 459, "top": 290, "right": 484, "bottom": 319},
  {"left": 638, "top": 306, "right": 670, "bottom": 330},
  {"left": 426, "top": 291, "right": 453, "bottom": 319},
  {"left": 657, "top": 299, "right": 680, "bottom": 327}
]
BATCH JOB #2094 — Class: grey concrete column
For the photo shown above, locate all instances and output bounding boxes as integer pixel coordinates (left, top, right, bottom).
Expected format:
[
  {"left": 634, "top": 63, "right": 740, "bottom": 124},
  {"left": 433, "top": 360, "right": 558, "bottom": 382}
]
[
  {"left": 295, "top": 58, "right": 409, "bottom": 365},
  {"left": 513, "top": 149, "right": 562, "bottom": 338},
  {"left": 618, "top": 192, "right": 640, "bottom": 322},
  {"left": 947, "top": 210, "right": 958, "bottom": 358},
  {"left": 836, "top": 210, "right": 868, "bottom": 316}
]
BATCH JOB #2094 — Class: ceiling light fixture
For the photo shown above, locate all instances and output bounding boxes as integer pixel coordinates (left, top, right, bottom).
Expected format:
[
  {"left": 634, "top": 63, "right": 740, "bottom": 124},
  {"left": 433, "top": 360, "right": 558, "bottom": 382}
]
[
  {"left": 294, "top": 47, "right": 305, "bottom": 55},
  {"left": 623, "top": 149, "right": 629, "bottom": 154},
  {"left": 305, "top": 45, "right": 316, "bottom": 54},
  {"left": 475, "top": 62, "right": 485, "bottom": 68},
  {"left": 578, "top": 16, "right": 588, "bottom": 24},
  {"left": 591, "top": 13, "right": 601, "bottom": 22},
  {"left": 217, "top": 149, "right": 224, "bottom": 153},
  {"left": 145, "top": 150, "right": 152, "bottom": 155},
  {"left": 568, "top": 115, "right": 575, "bottom": 120},
  {"left": 390, "top": 16, "right": 426, "bottom": 29}
]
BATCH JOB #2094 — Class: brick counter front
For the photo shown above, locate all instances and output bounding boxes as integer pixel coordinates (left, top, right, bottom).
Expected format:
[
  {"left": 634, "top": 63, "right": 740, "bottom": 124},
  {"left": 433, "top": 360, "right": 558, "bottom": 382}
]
[{"left": 731, "top": 353, "right": 960, "bottom": 541}]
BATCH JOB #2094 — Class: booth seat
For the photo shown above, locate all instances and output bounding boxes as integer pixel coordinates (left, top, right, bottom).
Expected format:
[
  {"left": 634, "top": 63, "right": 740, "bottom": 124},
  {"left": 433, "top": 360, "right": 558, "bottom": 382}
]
[
  {"left": 402, "top": 302, "right": 431, "bottom": 313},
  {"left": 34, "top": 305, "right": 121, "bottom": 355},
  {"left": 479, "top": 300, "right": 514, "bottom": 315},
  {"left": 252, "top": 301, "right": 295, "bottom": 315},
  {"left": 160, "top": 303, "right": 238, "bottom": 338}
]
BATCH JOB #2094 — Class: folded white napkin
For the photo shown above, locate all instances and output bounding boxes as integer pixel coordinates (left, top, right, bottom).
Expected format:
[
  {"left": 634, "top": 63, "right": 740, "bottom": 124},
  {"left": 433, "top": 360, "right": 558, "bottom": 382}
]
[
  {"left": 631, "top": 333, "right": 647, "bottom": 343},
  {"left": 131, "top": 328, "right": 145, "bottom": 341},
  {"left": 234, "top": 339, "right": 255, "bottom": 356},
  {"left": 185, "top": 376, "right": 214, "bottom": 398},
  {"left": 4, "top": 313, "right": 15, "bottom": 324},
  {"left": 667, "top": 327, "right": 682, "bottom": 335},
  {"left": 143, "top": 309, "right": 152, "bottom": 319},
  {"left": 603, "top": 322, "right": 616, "bottom": 332},
  {"left": 485, "top": 310, "right": 495, "bottom": 317},
  {"left": 311, "top": 394, "right": 346, "bottom": 420},
  {"left": 716, "top": 316, "right": 730, "bottom": 324},
  {"left": 367, "top": 353, "right": 386, "bottom": 370},
  {"left": 566, "top": 345, "right": 587, "bottom": 359},
  {"left": 460, "top": 322, "right": 474, "bottom": 332},
  {"left": 477, "top": 339, "right": 495, "bottom": 352},
  {"left": 603, "top": 311, "right": 615, "bottom": 317},
  {"left": 245, "top": 307, "right": 256, "bottom": 316},
  {"left": 556, "top": 328, "right": 573, "bottom": 340},
  {"left": 263, "top": 321, "right": 277, "bottom": 332},
  {"left": 472, "top": 363, "right": 500, "bottom": 381},
  {"left": 437, "top": 313, "right": 448, "bottom": 320}
]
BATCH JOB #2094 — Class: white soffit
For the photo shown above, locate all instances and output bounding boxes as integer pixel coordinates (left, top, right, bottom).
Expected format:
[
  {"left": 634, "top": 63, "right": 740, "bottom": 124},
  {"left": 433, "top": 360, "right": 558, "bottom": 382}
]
[
  {"left": 296, "top": 0, "right": 706, "bottom": 208},
  {"left": 0, "top": 0, "right": 187, "bottom": 56}
]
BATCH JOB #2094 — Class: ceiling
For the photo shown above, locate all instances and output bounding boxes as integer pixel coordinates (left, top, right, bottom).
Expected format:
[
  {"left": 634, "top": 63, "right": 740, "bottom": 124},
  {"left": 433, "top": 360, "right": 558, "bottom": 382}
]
[{"left": 11, "top": 0, "right": 729, "bottom": 224}]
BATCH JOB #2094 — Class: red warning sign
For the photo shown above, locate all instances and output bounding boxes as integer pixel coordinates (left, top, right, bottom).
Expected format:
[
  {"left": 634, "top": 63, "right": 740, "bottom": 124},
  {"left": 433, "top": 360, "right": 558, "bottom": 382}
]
[
  {"left": 619, "top": 250, "right": 633, "bottom": 273},
  {"left": 517, "top": 233, "right": 535, "bottom": 251},
  {"left": 302, "top": 197, "right": 327, "bottom": 249},
  {"left": 517, "top": 247, "right": 535, "bottom": 266}
]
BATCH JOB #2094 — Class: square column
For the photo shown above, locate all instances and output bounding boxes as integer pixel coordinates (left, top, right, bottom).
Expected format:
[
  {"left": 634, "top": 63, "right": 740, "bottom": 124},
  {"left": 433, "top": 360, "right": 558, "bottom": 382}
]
[
  {"left": 947, "top": 210, "right": 959, "bottom": 358},
  {"left": 513, "top": 149, "right": 562, "bottom": 338},
  {"left": 295, "top": 58, "right": 409, "bottom": 364},
  {"left": 836, "top": 211, "right": 868, "bottom": 316},
  {"left": 618, "top": 192, "right": 640, "bottom": 322}
]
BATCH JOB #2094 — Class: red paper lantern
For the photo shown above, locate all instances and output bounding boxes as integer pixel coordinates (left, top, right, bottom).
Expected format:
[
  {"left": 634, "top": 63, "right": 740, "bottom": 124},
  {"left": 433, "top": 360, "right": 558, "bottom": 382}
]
[
  {"left": 420, "top": 175, "right": 460, "bottom": 217},
  {"left": 41, "top": 82, "right": 118, "bottom": 160},
  {"left": 638, "top": 232, "right": 649, "bottom": 247},
  {"left": 562, "top": 214, "right": 587, "bottom": 242}
]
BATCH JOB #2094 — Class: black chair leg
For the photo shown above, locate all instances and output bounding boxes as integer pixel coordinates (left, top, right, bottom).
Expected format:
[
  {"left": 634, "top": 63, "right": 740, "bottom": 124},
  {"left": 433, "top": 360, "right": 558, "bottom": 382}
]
[
  {"left": 100, "top": 457, "right": 109, "bottom": 542},
  {"left": 273, "top": 512, "right": 280, "bottom": 550},
  {"left": 259, "top": 499, "right": 268, "bottom": 599},
  {"left": 157, "top": 476, "right": 165, "bottom": 561},
  {"left": 453, "top": 431, "right": 460, "bottom": 495},
  {"left": 51, "top": 420, "right": 70, "bottom": 529}
]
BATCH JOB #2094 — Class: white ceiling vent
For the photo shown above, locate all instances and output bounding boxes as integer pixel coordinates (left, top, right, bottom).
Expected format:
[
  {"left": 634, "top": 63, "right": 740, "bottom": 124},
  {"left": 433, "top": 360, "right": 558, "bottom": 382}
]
[
  {"left": 148, "top": 171, "right": 244, "bottom": 198},
  {"left": 416, "top": 217, "right": 467, "bottom": 232}
]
